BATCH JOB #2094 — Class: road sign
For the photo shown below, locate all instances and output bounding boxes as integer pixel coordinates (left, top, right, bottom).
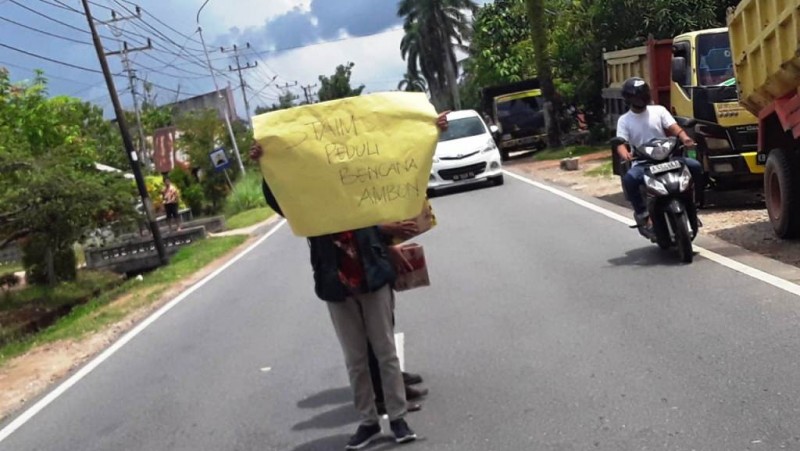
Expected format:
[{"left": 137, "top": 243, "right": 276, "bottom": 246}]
[{"left": 209, "top": 147, "right": 231, "bottom": 172}]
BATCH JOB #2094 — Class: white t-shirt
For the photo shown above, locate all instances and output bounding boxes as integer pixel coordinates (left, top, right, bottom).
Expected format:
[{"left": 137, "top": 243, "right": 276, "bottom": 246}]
[{"left": 616, "top": 105, "right": 677, "bottom": 149}]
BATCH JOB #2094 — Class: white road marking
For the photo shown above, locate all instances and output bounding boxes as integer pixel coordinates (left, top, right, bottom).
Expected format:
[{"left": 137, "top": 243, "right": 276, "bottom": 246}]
[
  {"left": 504, "top": 169, "right": 800, "bottom": 297},
  {"left": 260, "top": 367, "right": 272, "bottom": 373},
  {"left": 0, "top": 220, "right": 288, "bottom": 444},
  {"left": 395, "top": 332, "right": 405, "bottom": 371}
]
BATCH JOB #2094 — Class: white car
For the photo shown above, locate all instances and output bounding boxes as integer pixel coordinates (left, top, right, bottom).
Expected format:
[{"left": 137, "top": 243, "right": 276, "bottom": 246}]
[{"left": 428, "top": 110, "right": 504, "bottom": 194}]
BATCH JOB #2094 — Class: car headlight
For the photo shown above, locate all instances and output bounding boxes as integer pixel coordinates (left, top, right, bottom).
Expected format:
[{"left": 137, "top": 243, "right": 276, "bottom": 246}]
[
  {"left": 481, "top": 138, "right": 498, "bottom": 154},
  {"left": 645, "top": 175, "right": 668, "bottom": 195}
]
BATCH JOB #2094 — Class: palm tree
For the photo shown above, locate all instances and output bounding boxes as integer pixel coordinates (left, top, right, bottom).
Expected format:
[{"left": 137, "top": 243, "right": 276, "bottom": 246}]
[
  {"left": 398, "top": 71, "right": 428, "bottom": 92},
  {"left": 398, "top": 0, "right": 477, "bottom": 111}
]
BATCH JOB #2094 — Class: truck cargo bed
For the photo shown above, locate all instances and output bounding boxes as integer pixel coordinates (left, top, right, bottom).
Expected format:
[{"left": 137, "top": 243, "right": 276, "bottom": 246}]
[{"left": 729, "top": 0, "right": 800, "bottom": 115}]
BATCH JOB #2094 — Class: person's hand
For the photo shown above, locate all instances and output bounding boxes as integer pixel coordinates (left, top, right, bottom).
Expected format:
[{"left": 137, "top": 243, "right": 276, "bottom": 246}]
[
  {"left": 249, "top": 142, "right": 264, "bottom": 161},
  {"left": 389, "top": 245, "right": 414, "bottom": 273},
  {"left": 436, "top": 111, "right": 450, "bottom": 131},
  {"left": 382, "top": 221, "right": 419, "bottom": 240},
  {"left": 682, "top": 136, "right": 697, "bottom": 149}
]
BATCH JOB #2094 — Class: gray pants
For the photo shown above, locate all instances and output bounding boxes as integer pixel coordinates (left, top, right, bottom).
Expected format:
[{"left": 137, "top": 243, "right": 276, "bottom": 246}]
[{"left": 327, "top": 284, "right": 406, "bottom": 424}]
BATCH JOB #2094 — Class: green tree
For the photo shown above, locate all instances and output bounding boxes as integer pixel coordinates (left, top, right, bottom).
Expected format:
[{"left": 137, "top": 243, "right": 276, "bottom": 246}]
[
  {"left": 398, "top": 0, "right": 477, "bottom": 111},
  {"left": 175, "top": 109, "right": 242, "bottom": 215},
  {"left": 464, "top": 0, "right": 533, "bottom": 89},
  {"left": 317, "top": 62, "right": 365, "bottom": 102},
  {"left": 0, "top": 70, "right": 135, "bottom": 285},
  {"left": 254, "top": 91, "right": 299, "bottom": 114},
  {"left": 397, "top": 71, "right": 428, "bottom": 92}
]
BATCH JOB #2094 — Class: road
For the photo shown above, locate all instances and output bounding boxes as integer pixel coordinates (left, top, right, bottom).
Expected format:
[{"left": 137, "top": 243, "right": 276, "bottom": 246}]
[{"left": 3, "top": 172, "right": 800, "bottom": 450}]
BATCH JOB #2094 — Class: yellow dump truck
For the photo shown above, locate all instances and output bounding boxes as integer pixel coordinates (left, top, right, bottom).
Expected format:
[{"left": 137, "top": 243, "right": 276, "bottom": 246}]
[
  {"left": 604, "top": 31, "right": 763, "bottom": 192},
  {"left": 729, "top": 0, "right": 800, "bottom": 237}
]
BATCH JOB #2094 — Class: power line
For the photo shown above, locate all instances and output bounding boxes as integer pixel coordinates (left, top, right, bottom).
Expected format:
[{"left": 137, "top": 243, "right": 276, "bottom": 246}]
[
  {"left": 0, "top": 59, "right": 100, "bottom": 87},
  {"left": 0, "top": 15, "right": 93, "bottom": 46},
  {"left": 8, "top": 0, "right": 122, "bottom": 45},
  {"left": 0, "top": 42, "right": 103, "bottom": 74}
]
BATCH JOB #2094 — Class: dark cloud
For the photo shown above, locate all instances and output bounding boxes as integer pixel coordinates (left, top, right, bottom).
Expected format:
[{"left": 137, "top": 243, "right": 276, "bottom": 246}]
[{"left": 216, "top": 0, "right": 401, "bottom": 51}]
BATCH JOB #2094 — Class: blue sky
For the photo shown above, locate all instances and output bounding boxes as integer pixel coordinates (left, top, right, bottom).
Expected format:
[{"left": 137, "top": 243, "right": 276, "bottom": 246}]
[{"left": 0, "top": 0, "right": 492, "bottom": 118}]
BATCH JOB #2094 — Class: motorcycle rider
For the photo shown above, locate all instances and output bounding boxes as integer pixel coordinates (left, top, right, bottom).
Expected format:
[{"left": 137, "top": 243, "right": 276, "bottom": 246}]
[{"left": 615, "top": 77, "right": 703, "bottom": 227}]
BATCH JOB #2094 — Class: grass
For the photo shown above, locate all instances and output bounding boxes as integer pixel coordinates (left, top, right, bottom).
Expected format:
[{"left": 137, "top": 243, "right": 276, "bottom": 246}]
[
  {"left": 532, "top": 145, "right": 607, "bottom": 161},
  {"left": 224, "top": 170, "right": 267, "bottom": 217},
  {"left": 585, "top": 160, "right": 614, "bottom": 178},
  {"left": 0, "top": 235, "right": 247, "bottom": 366},
  {"left": 226, "top": 206, "right": 274, "bottom": 230}
]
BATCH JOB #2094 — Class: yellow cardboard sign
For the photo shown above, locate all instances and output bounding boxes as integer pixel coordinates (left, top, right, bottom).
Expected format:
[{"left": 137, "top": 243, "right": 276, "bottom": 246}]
[{"left": 252, "top": 92, "right": 438, "bottom": 237}]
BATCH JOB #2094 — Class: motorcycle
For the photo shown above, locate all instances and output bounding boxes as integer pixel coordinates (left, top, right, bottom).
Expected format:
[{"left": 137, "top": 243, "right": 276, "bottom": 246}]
[{"left": 613, "top": 136, "right": 700, "bottom": 263}]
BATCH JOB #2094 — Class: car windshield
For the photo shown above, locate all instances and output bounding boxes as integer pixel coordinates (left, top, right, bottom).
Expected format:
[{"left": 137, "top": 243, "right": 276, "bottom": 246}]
[
  {"left": 697, "top": 32, "right": 734, "bottom": 86},
  {"left": 496, "top": 93, "right": 543, "bottom": 133},
  {"left": 438, "top": 117, "right": 487, "bottom": 142}
]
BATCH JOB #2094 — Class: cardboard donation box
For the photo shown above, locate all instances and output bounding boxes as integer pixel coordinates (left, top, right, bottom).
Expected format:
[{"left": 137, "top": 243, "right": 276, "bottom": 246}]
[{"left": 394, "top": 243, "right": 430, "bottom": 291}]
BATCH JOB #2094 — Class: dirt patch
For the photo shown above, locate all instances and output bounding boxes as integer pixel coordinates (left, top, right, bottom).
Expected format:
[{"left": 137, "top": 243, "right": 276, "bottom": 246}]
[
  {"left": 505, "top": 151, "right": 800, "bottom": 267},
  {"left": 0, "top": 236, "right": 258, "bottom": 423}
]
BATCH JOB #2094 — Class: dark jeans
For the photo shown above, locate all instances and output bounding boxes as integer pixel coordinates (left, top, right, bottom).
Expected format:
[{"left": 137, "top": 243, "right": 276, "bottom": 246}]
[{"left": 622, "top": 158, "right": 703, "bottom": 214}]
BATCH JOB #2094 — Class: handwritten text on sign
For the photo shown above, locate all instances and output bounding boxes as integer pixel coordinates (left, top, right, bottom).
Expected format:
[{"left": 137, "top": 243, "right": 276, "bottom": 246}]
[{"left": 252, "top": 92, "right": 438, "bottom": 237}]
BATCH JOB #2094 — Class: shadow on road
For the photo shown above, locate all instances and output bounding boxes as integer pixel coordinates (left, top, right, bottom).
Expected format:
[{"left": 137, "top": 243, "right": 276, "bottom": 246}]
[
  {"left": 607, "top": 246, "right": 691, "bottom": 267},
  {"left": 296, "top": 386, "right": 351, "bottom": 409},
  {"left": 292, "top": 403, "right": 360, "bottom": 431},
  {"left": 290, "top": 434, "right": 351, "bottom": 451}
]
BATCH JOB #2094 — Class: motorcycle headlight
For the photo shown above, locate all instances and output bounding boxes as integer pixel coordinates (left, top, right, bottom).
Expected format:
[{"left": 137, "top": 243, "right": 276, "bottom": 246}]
[
  {"left": 645, "top": 175, "right": 668, "bottom": 195},
  {"left": 678, "top": 166, "right": 692, "bottom": 192},
  {"left": 481, "top": 138, "right": 498, "bottom": 154}
]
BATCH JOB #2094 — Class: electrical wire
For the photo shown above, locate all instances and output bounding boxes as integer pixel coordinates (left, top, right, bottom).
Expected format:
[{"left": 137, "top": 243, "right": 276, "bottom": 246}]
[
  {"left": 0, "top": 42, "right": 104, "bottom": 74},
  {"left": 0, "top": 15, "right": 93, "bottom": 46}
]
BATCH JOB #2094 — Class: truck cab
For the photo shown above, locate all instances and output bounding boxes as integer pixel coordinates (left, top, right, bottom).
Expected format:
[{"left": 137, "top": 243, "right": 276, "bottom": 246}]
[
  {"left": 481, "top": 79, "right": 547, "bottom": 160},
  {"left": 670, "top": 28, "right": 763, "bottom": 189}
]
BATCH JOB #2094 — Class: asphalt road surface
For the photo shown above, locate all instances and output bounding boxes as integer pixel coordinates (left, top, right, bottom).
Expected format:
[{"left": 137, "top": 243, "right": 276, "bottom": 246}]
[{"left": 3, "top": 173, "right": 800, "bottom": 451}]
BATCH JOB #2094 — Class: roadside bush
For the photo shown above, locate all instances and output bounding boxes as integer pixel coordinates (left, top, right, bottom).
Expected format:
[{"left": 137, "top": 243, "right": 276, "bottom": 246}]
[
  {"left": 224, "top": 170, "right": 265, "bottom": 217},
  {"left": 22, "top": 236, "right": 77, "bottom": 285}
]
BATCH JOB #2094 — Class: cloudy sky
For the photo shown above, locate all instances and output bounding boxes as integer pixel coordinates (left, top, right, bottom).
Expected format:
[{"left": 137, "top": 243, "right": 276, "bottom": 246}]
[{"left": 0, "top": 0, "right": 491, "bottom": 118}]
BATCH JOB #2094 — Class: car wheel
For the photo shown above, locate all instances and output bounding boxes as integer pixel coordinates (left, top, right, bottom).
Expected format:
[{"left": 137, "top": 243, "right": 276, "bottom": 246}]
[{"left": 426, "top": 188, "right": 437, "bottom": 198}]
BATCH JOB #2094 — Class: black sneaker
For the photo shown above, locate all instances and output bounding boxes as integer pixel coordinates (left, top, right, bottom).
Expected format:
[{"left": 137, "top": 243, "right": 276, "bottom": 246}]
[
  {"left": 390, "top": 419, "right": 417, "bottom": 444},
  {"left": 345, "top": 423, "right": 381, "bottom": 450}
]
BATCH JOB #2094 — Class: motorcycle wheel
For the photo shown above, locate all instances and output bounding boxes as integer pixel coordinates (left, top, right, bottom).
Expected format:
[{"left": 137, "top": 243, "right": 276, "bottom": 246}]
[
  {"left": 670, "top": 210, "right": 694, "bottom": 263},
  {"left": 652, "top": 213, "right": 671, "bottom": 250}
]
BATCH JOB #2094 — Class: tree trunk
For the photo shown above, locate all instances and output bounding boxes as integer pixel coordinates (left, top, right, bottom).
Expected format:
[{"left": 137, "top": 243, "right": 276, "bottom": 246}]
[
  {"left": 526, "top": 0, "right": 561, "bottom": 148},
  {"left": 45, "top": 246, "right": 55, "bottom": 287},
  {"left": 443, "top": 42, "right": 461, "bottom": 111}
]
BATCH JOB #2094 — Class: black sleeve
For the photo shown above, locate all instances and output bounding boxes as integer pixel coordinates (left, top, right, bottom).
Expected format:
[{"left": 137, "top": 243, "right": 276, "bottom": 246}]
[{"left": 261, "top": 179, "right": 284, "bottom": 217}]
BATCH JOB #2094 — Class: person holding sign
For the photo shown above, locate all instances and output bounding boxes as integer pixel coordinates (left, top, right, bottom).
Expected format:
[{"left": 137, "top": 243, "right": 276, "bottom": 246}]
[{"left": 250, "top": 112, "right": 445, "bottom": 449}]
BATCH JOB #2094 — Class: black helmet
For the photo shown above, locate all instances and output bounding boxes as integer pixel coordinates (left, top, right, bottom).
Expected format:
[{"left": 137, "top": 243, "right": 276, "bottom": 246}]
[{"left": 622, "top": 77, "right": 651, "bottom": 109}]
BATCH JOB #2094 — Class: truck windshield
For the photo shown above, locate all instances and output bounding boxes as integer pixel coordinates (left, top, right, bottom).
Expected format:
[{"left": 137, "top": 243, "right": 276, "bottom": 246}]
[
  {"left": 438, "top": 117, "right": 487, "bottom": 142},
  {"left": 495, "top": 93, "right": 543, "bottom": 133},
  {"left": 697, "top": 32, "right": 734, "bottom": 86}
]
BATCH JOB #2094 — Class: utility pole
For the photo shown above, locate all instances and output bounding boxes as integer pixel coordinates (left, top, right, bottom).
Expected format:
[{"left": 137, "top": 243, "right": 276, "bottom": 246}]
[
  {"left": 197, "top": 2, "right": 245, "bottom": 176},
  {"left": 108, "top": 41, "right": 152, "bottom": 169},
  {"left": 301, "top": 83, "right": 318, "bottom": 104},
  {"left": 81, "top": 0, "right": 167, "bottom": 265},
  {"left": 222, "top": 43, "right": 257, "bottom": 122}
]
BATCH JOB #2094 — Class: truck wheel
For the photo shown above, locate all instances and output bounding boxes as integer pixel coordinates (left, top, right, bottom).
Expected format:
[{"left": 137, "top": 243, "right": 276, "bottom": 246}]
[{"left": 765, "top": 148, "right": 800, "bottom": 238}]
